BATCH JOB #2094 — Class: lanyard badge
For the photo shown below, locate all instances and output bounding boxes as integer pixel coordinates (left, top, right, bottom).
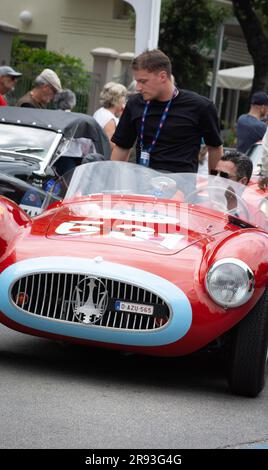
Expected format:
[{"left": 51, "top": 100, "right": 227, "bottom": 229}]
[{"left": 140, "top": 150, "right": 150, "bottom": 167}]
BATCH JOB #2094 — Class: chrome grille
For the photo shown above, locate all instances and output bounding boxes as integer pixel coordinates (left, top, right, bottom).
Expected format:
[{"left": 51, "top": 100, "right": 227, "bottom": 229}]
[{"left": 11, "top": 273, "right": 171, "bottom": 330}]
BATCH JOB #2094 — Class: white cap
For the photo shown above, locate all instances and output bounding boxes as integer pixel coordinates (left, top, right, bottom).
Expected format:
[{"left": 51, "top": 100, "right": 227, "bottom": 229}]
[
  {"left": 37, "top": 68, "right": 62, "bottom": 92},
  {"left": 0, "top": 66, "right": 22, "bottom": 77}
]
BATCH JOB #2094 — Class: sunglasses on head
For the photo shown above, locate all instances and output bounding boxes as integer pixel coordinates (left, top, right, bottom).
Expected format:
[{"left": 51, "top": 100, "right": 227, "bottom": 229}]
[{"left": 210, "top": 169, "right": 231, "bottom": 179}]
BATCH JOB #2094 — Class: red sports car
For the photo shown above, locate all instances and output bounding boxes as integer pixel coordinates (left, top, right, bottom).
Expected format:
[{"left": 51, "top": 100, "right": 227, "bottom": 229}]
[{"left": 0, "top": 161, "right": 267, "bottom": 397}]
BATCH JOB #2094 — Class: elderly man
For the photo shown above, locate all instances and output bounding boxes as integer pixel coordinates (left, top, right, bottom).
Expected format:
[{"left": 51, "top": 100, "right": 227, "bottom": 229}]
[
  {"left": 0, "top": 66, "right": 22, "bottom": 106},
  {"left": 16, "top": 68, "right": 62, "bottom": 109}
]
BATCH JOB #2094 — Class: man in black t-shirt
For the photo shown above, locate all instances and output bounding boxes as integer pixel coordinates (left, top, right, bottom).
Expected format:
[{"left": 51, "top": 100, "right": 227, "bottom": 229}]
[{"left": 111, "top": 49, "right": 223, "bottom": 173}]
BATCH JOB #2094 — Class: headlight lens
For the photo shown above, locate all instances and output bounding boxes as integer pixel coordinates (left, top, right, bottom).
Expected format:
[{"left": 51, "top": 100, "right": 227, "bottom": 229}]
[{"left": 205, "top": 258, "right": 254, "bottom": 308}]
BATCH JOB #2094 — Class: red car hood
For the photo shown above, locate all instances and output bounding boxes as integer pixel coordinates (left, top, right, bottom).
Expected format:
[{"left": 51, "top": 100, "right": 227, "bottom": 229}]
[{"left": 46, "top": 198, "right": 229, "bottom": 255}]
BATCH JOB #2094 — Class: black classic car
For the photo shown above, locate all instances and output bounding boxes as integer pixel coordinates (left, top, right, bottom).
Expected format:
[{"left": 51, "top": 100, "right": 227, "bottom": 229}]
[{"left": 0, "top": 106, "right": 111, "bottom": 186}]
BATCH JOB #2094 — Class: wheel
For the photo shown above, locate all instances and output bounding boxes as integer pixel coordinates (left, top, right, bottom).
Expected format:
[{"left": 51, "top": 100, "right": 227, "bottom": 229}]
[{"left": 228, "top": 288, "right": 268, "bottom": 397}]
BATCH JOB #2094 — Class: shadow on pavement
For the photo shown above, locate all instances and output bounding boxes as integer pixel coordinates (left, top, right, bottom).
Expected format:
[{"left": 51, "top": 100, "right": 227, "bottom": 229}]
[{"left": 0, "top": 330, "right": 229, "bottom": 396}]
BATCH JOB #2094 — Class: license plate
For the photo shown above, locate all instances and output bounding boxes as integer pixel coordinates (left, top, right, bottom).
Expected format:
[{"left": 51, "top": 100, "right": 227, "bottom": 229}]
[{"left": 115, "top": 301, "right": 154, "bottom": 316}]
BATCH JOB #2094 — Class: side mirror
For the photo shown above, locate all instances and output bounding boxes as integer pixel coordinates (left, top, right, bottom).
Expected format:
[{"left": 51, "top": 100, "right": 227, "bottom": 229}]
[{"left": 44, "top": 165, "right": 56, "bottom": 177}]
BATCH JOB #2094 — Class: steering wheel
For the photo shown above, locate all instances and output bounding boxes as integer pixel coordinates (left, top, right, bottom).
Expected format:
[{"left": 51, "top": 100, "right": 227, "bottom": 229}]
[
  {"left": 150, "top": 176, "right": 177, "bottom": 190},
  {"left": 186, "top": 185, "right": 250, "bottom": 220},
  {"left": 149, "top": 176, "right": 177, "bottom": 197}
]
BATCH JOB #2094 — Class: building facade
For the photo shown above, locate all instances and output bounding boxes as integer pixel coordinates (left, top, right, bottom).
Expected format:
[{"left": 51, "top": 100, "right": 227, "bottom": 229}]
[{"left": 0, "top": 0, "right": 135, "bottom": 68}]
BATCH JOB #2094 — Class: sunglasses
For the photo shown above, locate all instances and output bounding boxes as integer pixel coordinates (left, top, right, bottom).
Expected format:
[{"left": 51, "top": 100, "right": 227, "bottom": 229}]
[{"left": 210, "top": 169, "right": 237, "bottom": 179}]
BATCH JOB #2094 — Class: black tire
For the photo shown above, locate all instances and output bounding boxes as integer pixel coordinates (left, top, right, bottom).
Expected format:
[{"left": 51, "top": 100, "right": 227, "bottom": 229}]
[{"left": 228, "top": 288, "right": 268, "bottom": 397}]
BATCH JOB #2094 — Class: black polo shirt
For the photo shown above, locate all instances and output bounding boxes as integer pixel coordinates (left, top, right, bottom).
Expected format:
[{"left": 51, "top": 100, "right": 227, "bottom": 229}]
[{"left": 111, "top": 89, "right": 222, "bottom": 173}]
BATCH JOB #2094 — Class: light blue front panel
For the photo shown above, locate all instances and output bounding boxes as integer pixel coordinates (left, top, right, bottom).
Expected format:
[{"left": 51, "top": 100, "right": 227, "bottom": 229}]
[{"left": 0, "top": 257, "right": 192, "bottom": 347}]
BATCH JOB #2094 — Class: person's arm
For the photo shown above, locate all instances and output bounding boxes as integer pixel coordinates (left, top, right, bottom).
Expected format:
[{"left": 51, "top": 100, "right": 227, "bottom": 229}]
[
  {"left": 111, "top": 145, "right": 131, "bottom": 161},
  {"left": 200, "top": 101, "right": 223, "bottom": 173},
  {"left": 103, "top": 119, "right": 117, "bottom": 150},
  {"left": 207, "top": 145, "right": 223, "bottom": 172},
  {"left": 111, "top": 96, "right": 138, "bottom": 158}
]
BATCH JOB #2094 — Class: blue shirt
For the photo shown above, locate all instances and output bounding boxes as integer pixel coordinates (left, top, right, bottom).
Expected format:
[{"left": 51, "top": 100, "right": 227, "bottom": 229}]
[{"left": 236, "top": 114, "right": 267, "bottom": 153}]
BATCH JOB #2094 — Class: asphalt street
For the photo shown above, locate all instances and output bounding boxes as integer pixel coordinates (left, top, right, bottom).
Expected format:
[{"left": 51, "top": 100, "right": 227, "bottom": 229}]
[{"left": 0, "top": 325, "right": 267, "bottom": 449}]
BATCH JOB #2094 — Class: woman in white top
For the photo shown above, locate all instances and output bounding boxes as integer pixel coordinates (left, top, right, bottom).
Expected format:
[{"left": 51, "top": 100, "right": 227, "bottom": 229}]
[{"left": 93, "top": 82, "right": 127, "bottom": 149}]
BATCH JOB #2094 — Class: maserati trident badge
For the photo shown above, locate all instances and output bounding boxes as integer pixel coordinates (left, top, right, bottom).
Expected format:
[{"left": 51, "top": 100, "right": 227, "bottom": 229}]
[{"left": 73, "top": 277, "right": 108, "bottom": 324}]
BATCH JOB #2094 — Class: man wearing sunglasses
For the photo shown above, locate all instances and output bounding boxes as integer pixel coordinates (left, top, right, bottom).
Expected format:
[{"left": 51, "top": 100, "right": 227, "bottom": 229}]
[
  {"left": 210, "top": 151, "right": 253, "bottom": 216},
  {"left": 0, "top": 66, "right": 22, "bottom": 106},
  {"left": 211, "top": 151, "right": 253, "bottom": 186}
]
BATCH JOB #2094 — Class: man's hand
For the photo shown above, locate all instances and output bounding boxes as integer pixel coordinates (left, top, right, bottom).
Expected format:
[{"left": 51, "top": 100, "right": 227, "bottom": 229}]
[{"left": 258, "top": 175, "right": 268, "bottom": 190}]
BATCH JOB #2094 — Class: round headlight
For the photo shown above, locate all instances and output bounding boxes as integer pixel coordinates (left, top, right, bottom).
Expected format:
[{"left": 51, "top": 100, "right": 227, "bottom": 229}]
[{"left": 205, "top": 258, "right": 254, "bottom": 308}]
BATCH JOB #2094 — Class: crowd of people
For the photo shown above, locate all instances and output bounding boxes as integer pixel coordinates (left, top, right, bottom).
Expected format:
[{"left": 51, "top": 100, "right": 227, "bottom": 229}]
[{"left": 0, "top": 48, "right": 268, "bottom": 189}]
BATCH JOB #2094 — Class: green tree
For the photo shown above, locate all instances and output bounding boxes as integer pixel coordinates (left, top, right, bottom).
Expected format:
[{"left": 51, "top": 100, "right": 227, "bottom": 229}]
[
  {"left": 231, "top": 0, "right": 268, "bottom": 93},
  {"left": 11, "top": 38, "right": 90, "bottom": 111},
  {"left": 158, "top": 0, "right": 228, "bottom": 93}
]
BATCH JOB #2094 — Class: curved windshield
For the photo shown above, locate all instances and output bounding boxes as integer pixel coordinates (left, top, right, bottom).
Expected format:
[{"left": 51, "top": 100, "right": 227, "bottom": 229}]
[
  {"left": 44, "top": 161, "right": 268, "bottom": 229},
  {"left": 0, "top": 123, "right": 58, "bottom": 160}
]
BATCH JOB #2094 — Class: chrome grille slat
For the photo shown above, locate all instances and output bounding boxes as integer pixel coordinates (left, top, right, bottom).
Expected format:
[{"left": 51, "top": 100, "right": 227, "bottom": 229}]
[
  {"left": 11, "top": 272, "right": 171, "bottom": 331},
  {"left": 112, "top": 310, "right": 118, "bottom": 328},
  {"left": 125, "top": 313, "right": 131, "bottom": 329},
  {"left": 53, "top": 274, "right": 61, "bottom": 319},
  {"left": 143, "top": 289, "right": 146, "bottom": 302},
  {"left": 119, "top": 311, "right": 124, "bottom": 329},
  {"left": 28, "top": 275, "right": 35, "bottom": 312},
  {"left": 40, "top": 274, "right": 48, "bottom": 316},
  {"left": 106, "top": 310, "right": 112, "bottom": 326},
  {"left": 132, "top": 314, "right": 138, "bottom": 330},
  {"left": 59, "top": 273, "right": 67, "bottom": 320},
  {"left": 46, "top": 272, "right": 54, "bottom": 316},
  {"left": 21, "top": 276, "right": 28, "bottom": 309},
  {"left": 34, "top": 275, "right": 42, "bottom": 315},
  {"left": 65, "top": 274, "right": 74, "bottom": 321}
]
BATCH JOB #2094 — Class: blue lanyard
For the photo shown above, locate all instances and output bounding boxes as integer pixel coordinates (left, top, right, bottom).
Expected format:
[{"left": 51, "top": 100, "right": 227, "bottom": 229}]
[{"left": 140, "top": 88, "right": 178, "bottom": 153}]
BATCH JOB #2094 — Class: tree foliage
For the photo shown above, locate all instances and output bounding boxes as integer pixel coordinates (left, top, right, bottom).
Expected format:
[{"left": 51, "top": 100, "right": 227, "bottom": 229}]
[
  {"left": 158, "top": 0, "right": 228, "bottom": 92},
  {"left": 11, "top": 37, "right": 89, "bottom": 92},
  {"left": 231, "top": 0, "right": 268, "bottom": 93}
]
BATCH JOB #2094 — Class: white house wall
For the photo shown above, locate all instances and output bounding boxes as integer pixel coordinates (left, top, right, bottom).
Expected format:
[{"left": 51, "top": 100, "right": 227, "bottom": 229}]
[{"left": 0, "top": 0, "right": 135, "bottom": 69}]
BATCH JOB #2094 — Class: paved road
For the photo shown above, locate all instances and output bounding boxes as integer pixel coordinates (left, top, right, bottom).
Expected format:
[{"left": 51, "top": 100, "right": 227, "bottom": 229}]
[{"left": 0, "top": 326, "right": 267, "bottom": 449}]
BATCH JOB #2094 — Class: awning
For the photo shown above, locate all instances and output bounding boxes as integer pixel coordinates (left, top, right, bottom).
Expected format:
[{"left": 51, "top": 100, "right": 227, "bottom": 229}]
[{"left": 208, "top": 65, "right": 254, "bottom": 91}]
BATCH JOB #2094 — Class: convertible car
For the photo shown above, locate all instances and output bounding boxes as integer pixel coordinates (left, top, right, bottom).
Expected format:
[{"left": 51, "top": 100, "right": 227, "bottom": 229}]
[
  {"left": 0, "top": 161, "right": 267, "bottom": 397},
  {"left": 0, "top": 106, "right": 111, "bottom": 185}
]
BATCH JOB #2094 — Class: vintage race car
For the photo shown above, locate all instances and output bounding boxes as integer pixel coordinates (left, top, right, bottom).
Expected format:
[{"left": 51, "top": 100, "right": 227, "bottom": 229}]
[
  {"left": 0, "top": 106, "right": 111, "bottom": 185},
  {"left": 0, "top": 161, "right": 267, "bottom": 397}
]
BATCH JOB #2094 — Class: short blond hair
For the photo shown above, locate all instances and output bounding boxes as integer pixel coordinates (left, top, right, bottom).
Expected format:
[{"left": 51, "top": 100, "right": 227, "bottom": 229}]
[{"left": 99, "top": 81, "right": 127, "bottom": 108}]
